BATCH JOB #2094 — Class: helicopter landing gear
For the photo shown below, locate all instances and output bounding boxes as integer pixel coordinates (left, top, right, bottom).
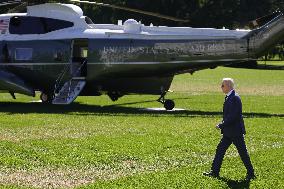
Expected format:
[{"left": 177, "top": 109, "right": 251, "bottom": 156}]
[
  {"left": 40, "top": 92, "right": 53, "bottom": 104},
  {"left": 107, "top": 91, "right": 123, "bottom": 101},
  {"left": 164, "top": 99, "right": 175, "bottom": 110},
  {"left": 157, "top": 92, "right": 175, "bottom": 110}
]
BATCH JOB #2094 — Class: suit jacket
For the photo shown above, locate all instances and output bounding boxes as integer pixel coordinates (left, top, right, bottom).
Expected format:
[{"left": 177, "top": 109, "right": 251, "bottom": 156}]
[{"left": 218, "top": 90, "right": 246, "bottom": 137}]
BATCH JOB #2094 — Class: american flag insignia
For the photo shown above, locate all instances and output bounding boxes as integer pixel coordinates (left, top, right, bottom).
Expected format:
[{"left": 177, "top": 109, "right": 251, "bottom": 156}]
[{"left": 0, "top": 19, "right": 10, "bottom": 34}]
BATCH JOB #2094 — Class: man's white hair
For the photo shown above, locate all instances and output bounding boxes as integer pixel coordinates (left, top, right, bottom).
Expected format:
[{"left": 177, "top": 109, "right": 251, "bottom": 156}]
[{"left": 223, "top": 78, "right": 234, "bottom": 88}]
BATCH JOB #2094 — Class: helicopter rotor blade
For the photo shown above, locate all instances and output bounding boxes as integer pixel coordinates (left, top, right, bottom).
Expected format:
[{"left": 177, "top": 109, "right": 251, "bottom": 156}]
[
  {"left": 248, "top": 10, "right": 283, "bottom": 28},
  {"left": 70, "top": 0, "right": 190, "bottom": 23},
  {"left": 0, "top": 0, "right": 21, "bottom": 7},
  {"left": 7, "top": 2, "right": 28, "bottom": 13}
]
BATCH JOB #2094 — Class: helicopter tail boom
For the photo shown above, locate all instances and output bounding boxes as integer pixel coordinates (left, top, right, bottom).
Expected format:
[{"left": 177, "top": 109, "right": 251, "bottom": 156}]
[{"left": 245, "top": 11, "right": 284, "bottom": 58}]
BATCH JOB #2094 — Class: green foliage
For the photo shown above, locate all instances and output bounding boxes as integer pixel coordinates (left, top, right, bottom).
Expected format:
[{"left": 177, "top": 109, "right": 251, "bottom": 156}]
[{"left": 1, "top": 0, "right": 284, "bottom": 28}]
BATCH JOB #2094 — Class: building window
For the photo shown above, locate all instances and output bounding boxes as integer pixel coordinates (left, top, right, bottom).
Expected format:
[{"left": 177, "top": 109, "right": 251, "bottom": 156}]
[{"left": 15, "top": 48, "right": 33, "bottom": 61}]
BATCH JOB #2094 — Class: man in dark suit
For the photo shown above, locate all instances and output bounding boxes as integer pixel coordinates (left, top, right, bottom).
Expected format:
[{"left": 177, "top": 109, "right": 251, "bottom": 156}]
[{"left": 204, "top": 78, "right": 255, "bottom": 180}]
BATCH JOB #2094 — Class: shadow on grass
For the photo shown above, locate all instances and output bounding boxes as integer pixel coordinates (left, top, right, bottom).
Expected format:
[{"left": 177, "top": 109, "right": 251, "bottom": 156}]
[
  {"left": 0, "top": 101, "right": 282, "bottom": 118},
  {"left": 225, "top": 63, "right": 284, "bottom": 70},
  {"left": 219, "top": 177, "right": 251, "bottom": 189}
]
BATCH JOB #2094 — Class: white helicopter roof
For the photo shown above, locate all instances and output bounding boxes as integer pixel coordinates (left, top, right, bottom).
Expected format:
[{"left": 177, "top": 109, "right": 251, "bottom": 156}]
[
  {"left": 27, "top": 3, "right": 83, "bottom": 21},
  {"left": 26, "top": 3, "right": 88, "bottom": 29},
  {"left": 0, "top": 3, "right": 250, "bottom": 40},
  {"left": 24, "top": 3, "right": 249, "bottom": 39}
]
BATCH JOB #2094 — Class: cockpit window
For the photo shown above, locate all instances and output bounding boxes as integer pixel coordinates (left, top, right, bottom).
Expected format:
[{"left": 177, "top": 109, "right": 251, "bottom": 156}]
[
  {"left": 9, "top": 16, "right": 74, "bottom": 34},
  {"left": 44, "top": 17, "right": 74, "bottom": 32},
  {"left": 10, "top": 16, "right": 45, "bottom": 34},
  {"left": 85, "top": 16, "right": 94, "bottom": 24}
]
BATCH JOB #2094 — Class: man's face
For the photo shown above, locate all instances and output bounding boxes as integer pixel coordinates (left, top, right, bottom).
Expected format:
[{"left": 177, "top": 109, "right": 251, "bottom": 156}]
[{"left": 221, "top": 81, "right": 231, "bottom": 94}]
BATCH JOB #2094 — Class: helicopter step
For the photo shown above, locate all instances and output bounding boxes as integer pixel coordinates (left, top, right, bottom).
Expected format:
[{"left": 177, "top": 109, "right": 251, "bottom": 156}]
[{"left": 52, "top": 77, "right": 86, "bottom": 105}]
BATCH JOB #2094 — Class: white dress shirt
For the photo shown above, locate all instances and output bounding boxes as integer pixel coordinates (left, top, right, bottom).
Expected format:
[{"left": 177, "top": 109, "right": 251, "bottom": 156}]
[{"left": 226, "top": 89, "right": 234, "bottom": 98}]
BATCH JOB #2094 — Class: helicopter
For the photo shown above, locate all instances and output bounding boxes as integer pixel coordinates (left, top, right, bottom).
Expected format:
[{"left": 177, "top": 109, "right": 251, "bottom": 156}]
[{"left": 0, "top": 0, "right": 284, "bottom": 110}]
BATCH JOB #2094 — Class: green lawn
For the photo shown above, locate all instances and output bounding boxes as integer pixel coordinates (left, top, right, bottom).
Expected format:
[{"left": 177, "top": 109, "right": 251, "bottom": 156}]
[{"left": 0, "top": 67, "right": 283, "bottom": 188}]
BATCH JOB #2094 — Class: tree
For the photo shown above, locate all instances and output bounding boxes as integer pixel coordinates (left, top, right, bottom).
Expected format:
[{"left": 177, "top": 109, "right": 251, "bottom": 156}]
[{"left": 1, "top": 0, "right": 283, "bottom": 28}]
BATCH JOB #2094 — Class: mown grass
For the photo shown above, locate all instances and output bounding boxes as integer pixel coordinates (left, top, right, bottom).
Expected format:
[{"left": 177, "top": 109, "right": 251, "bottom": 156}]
[{"left": 0, "top": 66, "right": 283, "bottom": 189}]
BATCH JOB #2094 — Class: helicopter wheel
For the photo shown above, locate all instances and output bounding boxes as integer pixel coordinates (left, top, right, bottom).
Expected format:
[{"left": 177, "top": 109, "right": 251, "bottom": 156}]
[
  {"left": 40, "top": 92, "right": 53, "bottom": 104},
  {"left": 164, "top": 99, "right": 175, "bottom": 110}
]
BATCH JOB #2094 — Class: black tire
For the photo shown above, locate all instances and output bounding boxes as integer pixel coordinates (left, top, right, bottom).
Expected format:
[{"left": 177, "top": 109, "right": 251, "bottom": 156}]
[
  {"left": 164, "top": 99, "right": 175, "bottom": 110},
  {"left": 40, "top": 92, "right": 53, "bottom": 104}
]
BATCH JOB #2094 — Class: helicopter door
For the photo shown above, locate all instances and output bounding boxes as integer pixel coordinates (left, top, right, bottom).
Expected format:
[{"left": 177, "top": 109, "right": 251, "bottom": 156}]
[
  {"left": 71, "top": 39, "right": 88, "bottom": 77},
  {"left": 1, "top": 43, "right": 10, "bottom": 63}
]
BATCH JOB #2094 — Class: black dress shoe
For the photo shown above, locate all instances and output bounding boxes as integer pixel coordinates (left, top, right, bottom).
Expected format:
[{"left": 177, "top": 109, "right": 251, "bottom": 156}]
[
  {"left": 203, "top": 171, "right": 219, "bottom": 178},
  {"left": 245, "top": 174, "right": 256, "bottom": 180}
]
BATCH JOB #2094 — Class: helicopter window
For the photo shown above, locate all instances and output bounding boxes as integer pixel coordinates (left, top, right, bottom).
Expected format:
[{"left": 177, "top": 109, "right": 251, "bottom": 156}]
[
  {"left": 54, "top": 51, "right": 64, "bottom": 61},
  {"left": 15, "top": 48, "right": 33, "bottom": 61},
  {"left": 44, "top": 18, "right": 74, "bottom": 32},
  {"left": 80, "top": 47, "right": 88, "bottom": 58},
  {"left": 9, "top": 16, "right": 73, "bottom": 34},
  {"left": 9, "top": 16, "right": 45, "bottom": 34},
  {"left": 85, "top": 17, "right": 94, "bottom": 25},
  {"left": 10, "top": 16, "right": 21, "bottom": 27}
]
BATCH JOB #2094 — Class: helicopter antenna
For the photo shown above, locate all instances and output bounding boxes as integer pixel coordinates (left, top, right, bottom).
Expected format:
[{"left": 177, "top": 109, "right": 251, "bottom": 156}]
[{"left": 70, "top": 0, "right": 190, "bottom": 23}]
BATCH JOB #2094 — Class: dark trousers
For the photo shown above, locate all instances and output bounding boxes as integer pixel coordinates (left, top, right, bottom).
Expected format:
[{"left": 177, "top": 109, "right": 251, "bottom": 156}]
[{"left": 211, "top": 135, "right": 254, "bottom": 175}]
